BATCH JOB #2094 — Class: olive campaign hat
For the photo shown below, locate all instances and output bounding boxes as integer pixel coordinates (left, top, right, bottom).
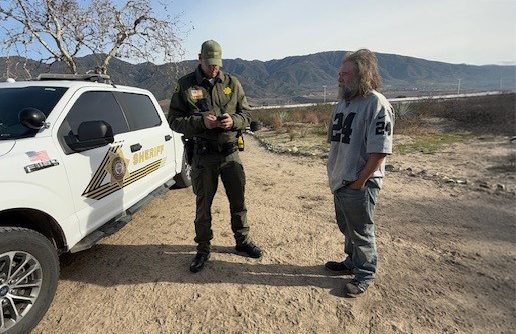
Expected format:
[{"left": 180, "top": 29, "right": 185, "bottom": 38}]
[{"left": 200, "top": 40, "right": 223, "bottom": 67}]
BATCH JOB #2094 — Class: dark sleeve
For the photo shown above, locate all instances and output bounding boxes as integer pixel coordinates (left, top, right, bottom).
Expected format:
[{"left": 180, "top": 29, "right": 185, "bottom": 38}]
[
  {"left": 230, "top": 78, "right": 251, "bottom": 131},
  {"left": 167, "top": 80, "right": 206, "bottom": 137}
]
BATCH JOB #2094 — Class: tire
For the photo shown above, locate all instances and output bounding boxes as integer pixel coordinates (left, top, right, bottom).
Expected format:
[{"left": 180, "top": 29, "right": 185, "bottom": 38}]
[
  {"left": 250, "top": 121, "right": 262, "bottom": 132},
  {"left": 0, "top": 227, "right": 59, "bottom": 334},
  {"left": 173, "top": 149, "right": 192, "bottom": 188}
]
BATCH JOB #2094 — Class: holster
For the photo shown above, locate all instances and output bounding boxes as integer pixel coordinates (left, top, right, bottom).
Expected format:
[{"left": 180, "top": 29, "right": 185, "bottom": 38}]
[{"left": 183, "top": 137, "right": 194, "bottom": 165}]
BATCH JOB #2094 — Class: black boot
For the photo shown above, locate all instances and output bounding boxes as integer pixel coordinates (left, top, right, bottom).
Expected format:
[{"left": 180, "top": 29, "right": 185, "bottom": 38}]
[
  {"left": 235, "top": 242, "right": 262, "bottom": 258},
  {"left": 324, "top": 261, "right": 354, "bottom": 275},
  {"left": 190, "top": 252, "right": 210, "bottom": 273}
]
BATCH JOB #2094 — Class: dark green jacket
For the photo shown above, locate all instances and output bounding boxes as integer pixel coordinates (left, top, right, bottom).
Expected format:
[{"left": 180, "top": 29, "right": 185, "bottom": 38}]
[{"left": 168, "top": 66, "right": 251, "bottom": 144}]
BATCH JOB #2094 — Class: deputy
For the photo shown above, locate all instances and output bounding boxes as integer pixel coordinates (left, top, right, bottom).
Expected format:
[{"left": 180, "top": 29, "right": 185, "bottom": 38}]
[{"left": 168, "top": 40, "right": 262, "bottom": 273}]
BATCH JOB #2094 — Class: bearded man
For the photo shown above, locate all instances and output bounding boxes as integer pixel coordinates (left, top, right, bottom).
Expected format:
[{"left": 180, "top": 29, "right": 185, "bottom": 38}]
[{"left": 325, "top": 49, "right": 394, "bottom": 296}]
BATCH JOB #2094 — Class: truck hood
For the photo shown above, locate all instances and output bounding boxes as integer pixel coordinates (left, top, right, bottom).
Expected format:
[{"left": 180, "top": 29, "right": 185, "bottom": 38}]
[{"left": 0, "top": 140, "right": 15, "bottom": 157}]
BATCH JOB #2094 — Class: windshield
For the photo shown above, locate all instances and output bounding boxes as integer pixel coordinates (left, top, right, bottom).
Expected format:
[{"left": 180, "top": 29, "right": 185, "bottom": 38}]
[{"left": 0, "top": 86, "right": 68, "bottom": 140}]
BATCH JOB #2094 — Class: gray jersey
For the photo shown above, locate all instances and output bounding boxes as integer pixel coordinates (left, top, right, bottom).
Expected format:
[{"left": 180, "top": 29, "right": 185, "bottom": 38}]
[{"left": 327, "top": 90, "right": 394, "bottom": 193}]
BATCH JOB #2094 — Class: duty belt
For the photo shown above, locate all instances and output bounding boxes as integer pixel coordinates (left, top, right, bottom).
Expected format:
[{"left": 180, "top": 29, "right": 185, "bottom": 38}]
[{"left": 193, "top": 138, "right": 237, "bottom": 156}]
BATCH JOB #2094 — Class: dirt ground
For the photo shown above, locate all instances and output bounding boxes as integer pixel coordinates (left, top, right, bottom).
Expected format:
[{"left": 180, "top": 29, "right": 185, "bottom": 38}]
[
  {"left": 34, "top": 135, "right": 515, "bottom": 334},
  {"left": 389, "top": 135, "right": 516, "bottom": 194}
]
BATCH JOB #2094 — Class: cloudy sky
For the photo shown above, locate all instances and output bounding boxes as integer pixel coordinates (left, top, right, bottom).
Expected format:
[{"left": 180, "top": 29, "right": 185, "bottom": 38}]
[{"left": 173, "top": 0, "right": 515, "bottom": 65}]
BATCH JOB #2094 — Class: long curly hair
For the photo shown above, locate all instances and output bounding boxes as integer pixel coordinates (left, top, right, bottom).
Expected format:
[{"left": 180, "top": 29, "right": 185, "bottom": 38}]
[{"left": 343, "top": 49, "right": 382, "bottom": 97}]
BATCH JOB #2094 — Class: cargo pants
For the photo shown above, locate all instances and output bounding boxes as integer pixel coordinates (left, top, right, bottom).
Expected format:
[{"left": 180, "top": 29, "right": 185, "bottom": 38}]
[{"left": 191, "top": 150, "right": 249, "bottom": 254}]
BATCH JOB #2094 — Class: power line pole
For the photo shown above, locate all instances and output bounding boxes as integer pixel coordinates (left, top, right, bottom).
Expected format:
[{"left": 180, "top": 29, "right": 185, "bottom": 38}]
[
  {"left": 323, "top": 85, "right": 327, "bottom": 103},
  {"left": 457, "top": 79, "right": 461, "bottom": 94}
]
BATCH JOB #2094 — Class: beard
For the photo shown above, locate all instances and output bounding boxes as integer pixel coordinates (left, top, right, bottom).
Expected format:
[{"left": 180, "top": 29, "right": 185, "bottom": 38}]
[{"left": 338, "top": 79, "right": 359, "bottom": 101}]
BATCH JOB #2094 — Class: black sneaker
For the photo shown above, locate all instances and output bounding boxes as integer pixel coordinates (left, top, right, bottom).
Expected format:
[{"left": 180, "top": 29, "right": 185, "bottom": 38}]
[
  {"left": 344, "top": 279, "right": 370, "bottom": 297},
  {"left": 190, "top": 252, "right": 210, "bottom": 273},
  {"left": 235, "top": 242, "right": 262, "bottom": 258},
  {"left": 324, "top": 261, "right": 354, "bottom": 275}
]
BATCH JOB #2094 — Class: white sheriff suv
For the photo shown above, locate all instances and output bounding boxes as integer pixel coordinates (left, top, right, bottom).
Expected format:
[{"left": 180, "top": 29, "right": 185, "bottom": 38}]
[{"left": 0, "top": 74, "right": 191, "bottom": 333}]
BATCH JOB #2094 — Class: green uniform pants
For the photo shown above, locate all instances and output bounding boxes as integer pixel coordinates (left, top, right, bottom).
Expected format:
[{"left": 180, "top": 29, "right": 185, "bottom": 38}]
[{"left": 191, "top": 150, "right": 249, "bottom": 253}]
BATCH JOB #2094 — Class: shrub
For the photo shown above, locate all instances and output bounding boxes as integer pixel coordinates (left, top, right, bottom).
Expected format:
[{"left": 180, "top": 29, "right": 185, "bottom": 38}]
[
  {"left": 250, "top": 93, "right": 515, "bottom": 137},
  {"left": 287, "top": 128, "right": 297, "bottom": 141},
  {"left": 304, "top": 112, "right": 319, "bottom": 124},
  {"left": 272, "top": 115, "right": 283, "bottom": 130}
]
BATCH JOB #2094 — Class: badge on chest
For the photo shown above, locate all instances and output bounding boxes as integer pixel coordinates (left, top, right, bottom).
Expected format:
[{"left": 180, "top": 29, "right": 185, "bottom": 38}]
[{"left": 190, "top": 89, "right": 204, "bottom": 100}]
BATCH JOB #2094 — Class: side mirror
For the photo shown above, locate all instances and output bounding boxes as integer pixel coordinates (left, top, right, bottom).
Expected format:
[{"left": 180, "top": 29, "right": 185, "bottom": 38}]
[
  {"left": 68, "top": 120, "right": 114, "bottom": 152},
  {"left": 77, "top": 120, "right": 113, "bottom": 141},
  {"left": 19, "top": 107, "right": 46, "bottom": 130}
]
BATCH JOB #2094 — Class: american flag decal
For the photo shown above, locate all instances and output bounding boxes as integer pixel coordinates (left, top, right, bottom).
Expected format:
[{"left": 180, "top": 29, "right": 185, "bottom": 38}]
[{"left": 26, "top": 150, "right": 50, "bottom": 162}]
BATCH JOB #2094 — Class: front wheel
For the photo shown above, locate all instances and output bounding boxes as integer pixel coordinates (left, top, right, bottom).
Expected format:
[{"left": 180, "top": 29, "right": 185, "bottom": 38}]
[{"left": 0, "top": 227, "right": 59, "bottom": 334}]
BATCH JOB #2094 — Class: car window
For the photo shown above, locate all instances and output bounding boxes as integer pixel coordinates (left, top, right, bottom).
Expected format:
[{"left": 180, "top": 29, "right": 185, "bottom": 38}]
[
  {"left": 114, "top": 92, "right": 162, "bottom": 131},
  {"left": 64, "top": 91, "right": 129, "bottom": 135},
  {"left": 0, "top": 86, "right": 67, "bottom": 140},
  {"left": 58, "top": 91, "right": 130, "bottom": 154}
]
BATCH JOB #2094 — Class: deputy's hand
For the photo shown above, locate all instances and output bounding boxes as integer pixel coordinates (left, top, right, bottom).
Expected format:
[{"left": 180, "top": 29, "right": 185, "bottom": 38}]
[
  {"left": 218, "top": 113, "right": 233, "bottom": 130},
  {"left": 203, "top": 114, "right": 218, "bottom": 129},
  {"left": 348, "top": 180, "right": 365, "bottom": 190}
]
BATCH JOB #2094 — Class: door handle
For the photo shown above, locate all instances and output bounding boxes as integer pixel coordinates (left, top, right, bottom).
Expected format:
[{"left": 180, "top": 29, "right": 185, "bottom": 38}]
[
  {"left": 165, "top": 135, "right": 172, "bottom": 141},
  {"left": 130, "top": 143, "right": 142, "bottom": 152}
]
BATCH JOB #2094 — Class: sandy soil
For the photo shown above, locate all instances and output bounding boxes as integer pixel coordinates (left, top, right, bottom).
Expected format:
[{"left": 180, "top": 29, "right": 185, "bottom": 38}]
[
  {"left": 34, "top": 136, "right": 515, "bottom": 334},
  {"left": 389, "top": 135, "right": 516, "bottom": 194}
]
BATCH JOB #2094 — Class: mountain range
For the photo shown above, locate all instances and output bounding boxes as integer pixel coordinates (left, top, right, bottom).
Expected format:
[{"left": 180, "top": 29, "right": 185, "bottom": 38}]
[{"left": 1, "top": 51, "right": 515, "bottom": 105}]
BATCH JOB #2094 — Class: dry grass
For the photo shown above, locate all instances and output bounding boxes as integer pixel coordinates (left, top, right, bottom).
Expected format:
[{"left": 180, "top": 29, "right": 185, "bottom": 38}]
[
  {"left": 251, "top": 104, "right": 334, "bottom": 130},
  {"left": 250, "top": 93, "right": 515, "bottom": 155},
  {"left": 393, "top": 94, "right": 515, "bottom": 135}
]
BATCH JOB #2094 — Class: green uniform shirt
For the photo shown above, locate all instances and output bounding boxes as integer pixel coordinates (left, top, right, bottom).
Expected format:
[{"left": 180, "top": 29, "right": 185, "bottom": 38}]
[{"left": 168, "top": 65, "right": 251, "bottom": 144}]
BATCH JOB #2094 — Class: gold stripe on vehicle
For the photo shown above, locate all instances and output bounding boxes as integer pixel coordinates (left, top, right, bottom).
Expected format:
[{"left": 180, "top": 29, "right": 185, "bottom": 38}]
[
  {"left": 126, "top": 160, "right": 162, "bottom": 181},
  {"left": 86, "top": 183, "right": 120, "bottom": 200},
  {"left": 123, "top": 164, "right": 161, "bottom": 187},
  {"left": 85, "top": 159, "right": 163, "bottom": 200},
  {"left": 82, "top": 145, "right": 120, "bottom": 195}
]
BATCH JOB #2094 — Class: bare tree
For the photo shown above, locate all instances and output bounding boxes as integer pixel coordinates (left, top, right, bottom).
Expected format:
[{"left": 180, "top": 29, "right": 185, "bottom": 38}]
[{"left": 0, "top": 0, "right": 186, "bottom": 76}]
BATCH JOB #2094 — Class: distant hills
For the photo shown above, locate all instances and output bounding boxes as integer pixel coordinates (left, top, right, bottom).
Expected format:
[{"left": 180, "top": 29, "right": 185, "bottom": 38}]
[{"left": 1, "top": 51, "right": 515, "bottom": 105}]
